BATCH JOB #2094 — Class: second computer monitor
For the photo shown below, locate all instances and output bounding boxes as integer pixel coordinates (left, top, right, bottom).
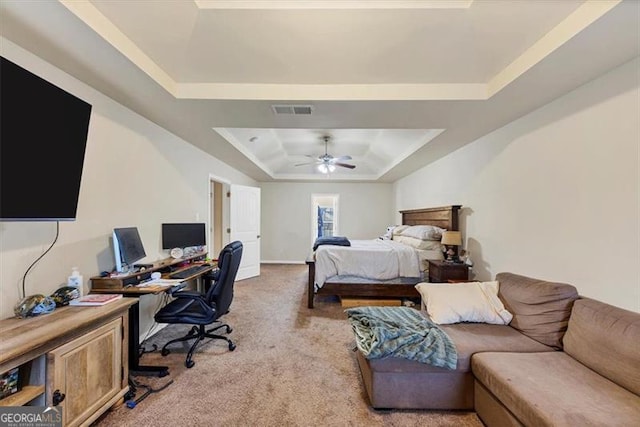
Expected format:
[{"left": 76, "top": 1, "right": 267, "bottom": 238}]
[
  {"left": 162, "top": 223, "right": 206, "bottom": 250},
  {"left": 113, "top": 227, "right": 146, "bottom": 273}
]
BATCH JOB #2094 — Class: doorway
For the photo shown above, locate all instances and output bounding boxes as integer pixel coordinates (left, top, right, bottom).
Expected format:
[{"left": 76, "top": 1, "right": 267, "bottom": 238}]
[
  {"left": 209, "top": 177, "right": 230, "bottom": 258},
  {"left": 209, "top": 179, "right": 261, "bottom": 281},
  {"left": 311, "top": 194, "right": 339, "bottom": 246}
]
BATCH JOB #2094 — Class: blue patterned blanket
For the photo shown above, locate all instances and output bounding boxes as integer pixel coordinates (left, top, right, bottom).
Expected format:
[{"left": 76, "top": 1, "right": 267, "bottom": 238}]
[
  {"left": 313, "top": 236, "right": 351, "bottom": 251},
  {"left": 345, "top": 306, "right": 457, "bottom": 369}
]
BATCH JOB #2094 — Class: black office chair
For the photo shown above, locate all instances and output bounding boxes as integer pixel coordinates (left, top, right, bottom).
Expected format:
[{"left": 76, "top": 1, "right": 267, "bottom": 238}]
[{"left": 154, "top": 241, "right": 243, "bottom": 368}]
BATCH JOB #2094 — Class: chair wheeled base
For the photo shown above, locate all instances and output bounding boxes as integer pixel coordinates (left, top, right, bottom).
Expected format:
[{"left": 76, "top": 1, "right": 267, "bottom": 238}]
[{"left": 160, "top": 323, "right": 236, "bottom": 368}]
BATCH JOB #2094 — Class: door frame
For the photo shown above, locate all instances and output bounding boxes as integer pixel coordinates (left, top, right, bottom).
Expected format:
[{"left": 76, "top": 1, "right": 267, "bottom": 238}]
[{"left": 208, "top": 174, "right": 231, "bottom": 258}]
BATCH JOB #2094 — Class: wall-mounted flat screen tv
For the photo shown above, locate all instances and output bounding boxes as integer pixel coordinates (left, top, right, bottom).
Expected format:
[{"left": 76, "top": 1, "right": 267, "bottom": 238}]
[{"left": 0, "top": 56, "right": 92, "bottom": 221}]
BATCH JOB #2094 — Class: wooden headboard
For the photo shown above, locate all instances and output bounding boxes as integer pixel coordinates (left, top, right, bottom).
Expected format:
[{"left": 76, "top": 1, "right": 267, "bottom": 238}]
[{"left": 400, "top": 205, "right": 461, "bottom": 231}]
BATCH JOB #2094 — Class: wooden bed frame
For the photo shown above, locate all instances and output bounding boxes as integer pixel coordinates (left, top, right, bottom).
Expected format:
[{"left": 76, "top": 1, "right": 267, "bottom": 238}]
[{"left": 306, "top": 205, "right": 461, "bottom": 308}]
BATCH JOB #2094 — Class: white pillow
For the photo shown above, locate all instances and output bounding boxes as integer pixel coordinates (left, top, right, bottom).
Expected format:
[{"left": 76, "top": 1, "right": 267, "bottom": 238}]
[
  {"left": 391, "top": 225, "right": 409, "bottom": 236},
  {"left": 401, "top": 225, "right": 446, "bottom": 241},
  {"left": 415, "top": 281, "right": 513, "bottom": 325},
  {"left": 392, "top": 235, "right": 442, "bottom": 250}
]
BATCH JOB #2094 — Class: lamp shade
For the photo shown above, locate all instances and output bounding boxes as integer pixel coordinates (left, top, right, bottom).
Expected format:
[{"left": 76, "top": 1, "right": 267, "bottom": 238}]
[{"left": 441, "top": 231, "right": 462, "bottom": 246}]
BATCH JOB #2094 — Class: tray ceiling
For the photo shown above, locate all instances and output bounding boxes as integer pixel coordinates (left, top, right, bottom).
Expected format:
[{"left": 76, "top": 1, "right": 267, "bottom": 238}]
[{"left": 1, "top": 0, "right": 637, "bottom": 181}]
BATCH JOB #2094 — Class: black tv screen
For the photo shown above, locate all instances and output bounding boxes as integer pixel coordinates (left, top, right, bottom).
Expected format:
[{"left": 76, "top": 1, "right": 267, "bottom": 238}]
[
  {"left": 0, "top": 56, "right": 92, "bottom": 221},
  {"left": 162, "top": 223, "right": 207, "bottom": 249}
]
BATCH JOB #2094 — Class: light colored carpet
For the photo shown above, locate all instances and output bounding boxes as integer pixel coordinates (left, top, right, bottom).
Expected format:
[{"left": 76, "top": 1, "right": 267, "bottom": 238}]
[{"left": 95, "top": 264, "right": 482, "bottom": 426}]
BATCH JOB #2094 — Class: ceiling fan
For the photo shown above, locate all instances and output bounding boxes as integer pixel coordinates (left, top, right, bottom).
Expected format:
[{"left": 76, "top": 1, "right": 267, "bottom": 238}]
[{"left": 294, "top": 136, "right": 356, "bottom": 173}]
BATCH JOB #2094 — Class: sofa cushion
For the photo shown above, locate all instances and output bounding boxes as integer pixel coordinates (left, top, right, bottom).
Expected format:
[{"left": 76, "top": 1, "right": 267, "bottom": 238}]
[
  {"left": 472, "top": 352, "right": 640, "bottom": 427},
  {"left": 563, "top": 298, "right": 640, "bottom": 396},
  {"left": 496, "top": 272, "right": 578, "bottom": 349},
  {"left": 368, "top": 322, "right": 553, "bottom": 373},
  {"left": 356, "top": 323, "right": 553, "bottom": 410}
]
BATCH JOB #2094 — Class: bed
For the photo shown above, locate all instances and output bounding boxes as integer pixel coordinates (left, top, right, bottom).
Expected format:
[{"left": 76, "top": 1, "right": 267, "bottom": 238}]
[{"left": 306, "top": 205, "right": 462, "bottom": 308}]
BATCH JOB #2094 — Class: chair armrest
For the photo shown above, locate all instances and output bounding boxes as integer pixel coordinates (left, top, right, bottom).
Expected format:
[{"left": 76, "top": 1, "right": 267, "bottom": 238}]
[
  {"left": 165, "top": 283, "right": 186, "bottom": 296},
  {"left": 202, "top": 268, "right": 221, "bottom": 294},
  {"left": 206, "top": 268, "right": 220, "bottom": 281}
]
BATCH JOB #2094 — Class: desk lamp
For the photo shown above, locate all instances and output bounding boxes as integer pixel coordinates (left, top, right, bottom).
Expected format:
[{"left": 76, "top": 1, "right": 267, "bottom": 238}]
[{"left": 441, "top": 231, "right": 462, "bottom": 262}]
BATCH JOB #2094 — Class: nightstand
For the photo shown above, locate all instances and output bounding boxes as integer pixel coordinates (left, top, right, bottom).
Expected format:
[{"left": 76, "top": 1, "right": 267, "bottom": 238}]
[{"left": 428, "top": 260, "right": 470, "bottom": 283}]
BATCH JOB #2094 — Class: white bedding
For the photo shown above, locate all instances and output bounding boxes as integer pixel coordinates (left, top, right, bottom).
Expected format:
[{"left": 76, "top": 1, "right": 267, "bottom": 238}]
[{"left": 314, "top": 239, "right": 423, "bottom": 289}]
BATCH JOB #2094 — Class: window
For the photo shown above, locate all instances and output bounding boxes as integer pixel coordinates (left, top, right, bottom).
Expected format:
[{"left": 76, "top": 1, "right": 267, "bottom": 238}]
[{"left": 311, "top": 194, "right": 338, "bottom": 244}]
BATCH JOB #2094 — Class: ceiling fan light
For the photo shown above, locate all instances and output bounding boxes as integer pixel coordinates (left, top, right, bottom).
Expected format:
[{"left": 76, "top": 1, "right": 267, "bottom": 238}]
[{"left": 317, "top": 164, "right": 335, "bottom": 174}]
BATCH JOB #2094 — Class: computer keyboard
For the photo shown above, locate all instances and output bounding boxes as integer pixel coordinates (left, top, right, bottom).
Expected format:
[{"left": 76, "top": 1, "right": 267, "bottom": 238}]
[{"left": 169, "top": 264, "right": 211, "bottom": 279}]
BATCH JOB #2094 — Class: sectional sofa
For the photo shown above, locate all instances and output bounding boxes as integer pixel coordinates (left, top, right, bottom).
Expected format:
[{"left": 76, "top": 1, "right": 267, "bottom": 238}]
[{"left": 355, "top": 273, "right": 640, "bottom": 426}]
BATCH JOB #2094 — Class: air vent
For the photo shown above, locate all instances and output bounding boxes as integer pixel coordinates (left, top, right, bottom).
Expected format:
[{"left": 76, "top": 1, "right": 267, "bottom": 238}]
[{"left": 271, "top": 104, "right": 314, "bottom": 115}]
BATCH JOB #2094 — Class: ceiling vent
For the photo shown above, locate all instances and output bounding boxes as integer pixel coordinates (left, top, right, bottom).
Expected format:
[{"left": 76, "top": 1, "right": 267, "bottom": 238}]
[{"left": 271, "top": 104, "right": 314, "bottom": 115}]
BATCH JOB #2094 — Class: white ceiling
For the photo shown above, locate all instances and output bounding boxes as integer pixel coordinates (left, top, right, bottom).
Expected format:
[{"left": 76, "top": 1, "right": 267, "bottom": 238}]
[{"left": 1, "top": 0, "right": 638, "bottom": 182}]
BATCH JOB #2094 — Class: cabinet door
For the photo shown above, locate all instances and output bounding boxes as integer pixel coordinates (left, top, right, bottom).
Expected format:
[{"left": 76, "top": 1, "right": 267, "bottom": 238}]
[{"left": 47, "top": 318, "right": 124, "bottom": 427}]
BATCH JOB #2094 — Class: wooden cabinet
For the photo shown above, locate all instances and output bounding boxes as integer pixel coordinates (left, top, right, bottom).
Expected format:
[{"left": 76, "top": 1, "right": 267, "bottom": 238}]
[
  {"left": 0, "top": 298, "right": 135, "bottom": 425},
  {"left": 47, "top": 318, "right": 124, "bottom": 426},
  {"left": 428, "top": 260, "right": 470, "bottom": 283}
]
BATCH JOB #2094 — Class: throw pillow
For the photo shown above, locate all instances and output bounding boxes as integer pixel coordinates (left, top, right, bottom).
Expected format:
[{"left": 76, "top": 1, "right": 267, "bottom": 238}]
[{"left": 415, "top": 281, "right": 513, "bottom": 325}]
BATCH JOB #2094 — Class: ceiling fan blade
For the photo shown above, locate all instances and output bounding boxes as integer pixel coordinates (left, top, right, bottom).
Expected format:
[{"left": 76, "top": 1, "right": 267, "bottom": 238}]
[
  {"left": 333, "top": 162, "right": 356, "bottom": 169},
  {"left": 330, "top": 155, "right": 352, "bottom": 162},
  {"left": 294, "top": 136, "right": 356, "bottom": 171}
]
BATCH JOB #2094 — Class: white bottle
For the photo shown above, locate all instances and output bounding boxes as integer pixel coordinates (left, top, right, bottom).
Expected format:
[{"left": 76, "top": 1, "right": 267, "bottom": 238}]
[{"left": 68, "top": 267, "right": 84, "bottom": 297}]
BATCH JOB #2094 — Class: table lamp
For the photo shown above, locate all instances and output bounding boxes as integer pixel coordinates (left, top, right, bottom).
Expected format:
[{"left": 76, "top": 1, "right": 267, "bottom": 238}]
[{"left": 441, "top": 231, "right": 462, "bottom": 262}]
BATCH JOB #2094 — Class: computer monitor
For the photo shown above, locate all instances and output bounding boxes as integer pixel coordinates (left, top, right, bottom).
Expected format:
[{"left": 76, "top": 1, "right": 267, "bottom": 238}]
[
  {"left": 161, "top": 223, "right": 206, "bottom": 250},
  {"left": 113, "top": 227, "right": 146, "bottom": 273}
]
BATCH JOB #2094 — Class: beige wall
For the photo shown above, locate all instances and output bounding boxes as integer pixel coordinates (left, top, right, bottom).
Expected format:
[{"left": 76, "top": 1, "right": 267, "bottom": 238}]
[
  {"left": 3, "top": 39, "right": 637, "bottom": 331},
  {"left": 394, "top": 58, "right": 640, "bottom": 312},
  {"left": 260, "top": 182, "right": 394, "bottom": 262},
  {"left": 0, "top": 40, "right": 256, "bottom": 329}
]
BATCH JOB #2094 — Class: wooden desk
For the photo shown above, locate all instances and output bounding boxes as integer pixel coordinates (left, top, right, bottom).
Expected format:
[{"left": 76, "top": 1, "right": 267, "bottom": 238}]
[
  {"left": 90, "top": 254, "right": 216, "bottom": 377},
  {"left": 0, "top": 299, "right": 136, "bottom": 426},
  {"left": 89, "top": 251, "right": 210, "bottom": 291}
]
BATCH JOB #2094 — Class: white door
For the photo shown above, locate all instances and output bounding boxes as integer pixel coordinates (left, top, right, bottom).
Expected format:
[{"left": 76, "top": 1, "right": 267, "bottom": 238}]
[{"left": 230, "top": 184, "right": 261, "bottom": 280}]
